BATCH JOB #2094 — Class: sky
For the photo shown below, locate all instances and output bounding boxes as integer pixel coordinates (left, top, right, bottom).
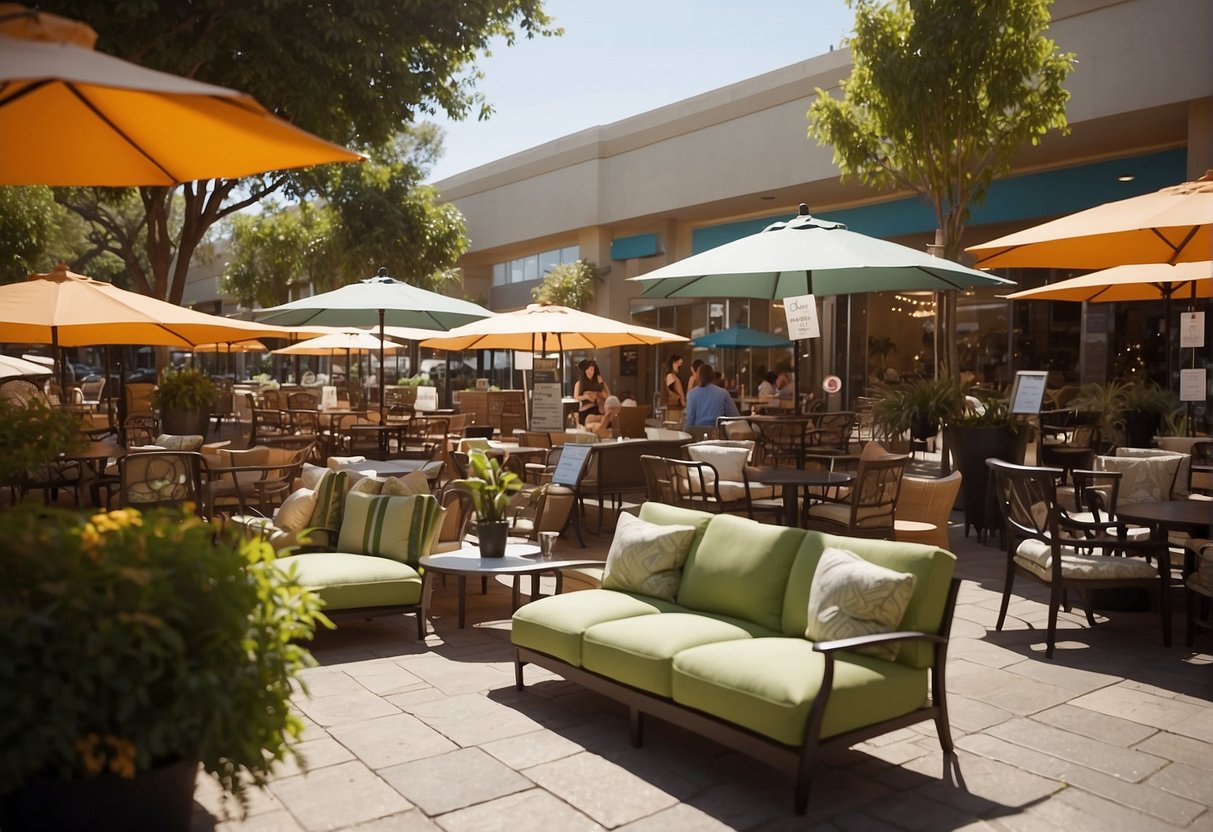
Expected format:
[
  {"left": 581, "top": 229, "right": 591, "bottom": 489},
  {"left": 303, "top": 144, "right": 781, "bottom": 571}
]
[{"left": 425, "top": 0, "right": 854, "bottom": 183}]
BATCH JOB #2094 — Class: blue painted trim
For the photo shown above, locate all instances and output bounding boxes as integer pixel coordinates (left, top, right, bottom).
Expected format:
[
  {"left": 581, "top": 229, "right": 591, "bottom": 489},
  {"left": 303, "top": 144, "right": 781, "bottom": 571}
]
[
  {"left": 611, "top": 232, "right": 662, "bottom": 260},
  {"left": 691, "top": 148, "right": 1187, "bottom": 253}
]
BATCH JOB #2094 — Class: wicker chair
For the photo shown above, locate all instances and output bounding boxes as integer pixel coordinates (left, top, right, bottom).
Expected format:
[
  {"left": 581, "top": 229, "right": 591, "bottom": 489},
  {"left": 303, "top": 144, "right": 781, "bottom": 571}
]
[{"left": 895, "top": 471, "right": 963, "bottom": 549}]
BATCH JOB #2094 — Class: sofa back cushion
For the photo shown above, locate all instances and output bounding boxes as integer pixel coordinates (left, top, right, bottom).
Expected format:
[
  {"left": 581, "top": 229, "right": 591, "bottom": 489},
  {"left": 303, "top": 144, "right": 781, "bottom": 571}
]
[
  {"left": 308, "top": 470, "right": 349, "bottom": 533},
  {"left": 676, "top": 514, "right": 805, "bottom": 632},
  {"left": 1114, "top": 447, "right": 1189, "bottom": 498},
  {"left": 1096, "top": 452, "right": 1182, "bottom": 503},
  {"left": 337, "top": 491, "right": 445, "bottom": 565},
  {"left": 783, "top": 532, "right": 955, "bottom": 669}
]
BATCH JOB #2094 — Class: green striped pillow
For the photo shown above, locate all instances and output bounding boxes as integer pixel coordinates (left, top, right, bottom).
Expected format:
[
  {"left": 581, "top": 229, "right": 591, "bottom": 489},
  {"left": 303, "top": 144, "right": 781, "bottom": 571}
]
[
  {"left": 307, "top": 470, "right": 349, "bottom": 546},
  {"left": 337, "top": 492, "right": 445, "bottom": 565}
]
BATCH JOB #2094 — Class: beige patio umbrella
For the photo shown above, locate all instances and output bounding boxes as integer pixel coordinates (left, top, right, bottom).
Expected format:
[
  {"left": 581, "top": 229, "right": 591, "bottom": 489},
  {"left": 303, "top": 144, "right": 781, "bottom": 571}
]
[
  {"left": 417, "top": 303, "right": 687, "bottom": 351},
  {"left": 968, "top": 171, "right": 1213, "bottom": 269},
  {"left": 274, "top": 330, "right": 403, "bottom": 401}
]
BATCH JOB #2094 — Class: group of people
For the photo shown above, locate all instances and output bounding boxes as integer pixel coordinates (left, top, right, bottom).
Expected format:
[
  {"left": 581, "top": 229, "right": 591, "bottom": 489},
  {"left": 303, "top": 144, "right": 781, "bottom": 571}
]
[{"left": 572, "top": 359, "right": 637, "bottom": 438}]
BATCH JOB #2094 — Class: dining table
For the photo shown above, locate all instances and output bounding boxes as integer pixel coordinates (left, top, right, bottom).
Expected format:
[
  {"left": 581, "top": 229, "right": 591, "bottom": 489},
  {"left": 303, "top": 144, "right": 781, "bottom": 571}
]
[
  {"left": 62, "top": 439, "right": 125, "bottom": 507},
  {"left": 745, "top": 466, "right": 853, "bottom": 528}
]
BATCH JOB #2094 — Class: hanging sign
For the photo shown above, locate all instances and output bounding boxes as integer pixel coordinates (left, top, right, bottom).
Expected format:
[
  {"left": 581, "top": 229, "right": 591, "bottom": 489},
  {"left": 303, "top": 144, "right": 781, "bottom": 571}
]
[
  {"left": 514, "top": 350, "right": 534, "bottom": 371},
  {"left": 1009, "top": 370, "right": 1049, "bottom": 414},
  {"left": 784, "top": 294, "right": 820, "bottom": 340},
  {"left": 1180, "top": 311, "right": 1205, "bottom": 349},
  {"left": 531, "top": 357, "right": 563, "bottom": 431},
  {"left": 1179, "top": 369, "right": 1207, "bottom": 403}
]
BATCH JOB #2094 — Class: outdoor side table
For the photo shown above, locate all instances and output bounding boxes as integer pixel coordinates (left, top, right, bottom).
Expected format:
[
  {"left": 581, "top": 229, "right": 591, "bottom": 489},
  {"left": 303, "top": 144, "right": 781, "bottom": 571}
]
[
  {"left": 419, "top": 543, "right": 603, "bottom": 629},
  {"left": 745, "top": 466, "right": 853, "bottom": 527}
]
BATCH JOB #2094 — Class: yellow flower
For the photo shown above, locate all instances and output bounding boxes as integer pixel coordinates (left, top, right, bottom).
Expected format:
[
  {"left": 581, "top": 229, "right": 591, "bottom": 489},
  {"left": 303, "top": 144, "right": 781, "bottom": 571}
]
[
  {"left": 105, "top": 736, "right": 137, "bottom": 779},
  {"left": 74, "top": 734, "right": 105, "bottom": 776}
]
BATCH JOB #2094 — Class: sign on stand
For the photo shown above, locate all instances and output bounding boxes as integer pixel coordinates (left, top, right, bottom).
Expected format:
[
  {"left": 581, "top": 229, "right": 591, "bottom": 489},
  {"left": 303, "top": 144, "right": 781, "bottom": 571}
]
[
  {"left": 1009, "top": 370, "right": 1049, "bottom": 414},
  {"left": 1180, "top": 368, "right": 1207, "bottom": 402},
  {"left": 783, "top": 294, "right": 820, "bottom": 341},
  {"left": 1180, "top": 312, "right": 1205, "bottom": 349},
  {"left": 531, "top": 357, "right": 564, "bottom": 431}
]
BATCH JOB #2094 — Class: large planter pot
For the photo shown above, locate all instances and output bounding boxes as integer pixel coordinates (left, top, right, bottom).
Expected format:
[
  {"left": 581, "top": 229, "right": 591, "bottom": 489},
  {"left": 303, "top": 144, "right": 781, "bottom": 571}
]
[
  {"left": 160, "top": 405, "right": 210, "bottom": 437},
  {"left": 910, "top": 413, "right": 938, "bottom": 442},
  {"left": 945, "top": 425, "right": 1027, "bottom": 542},
  {"left": 0, "top": 757, "right": 197, "bottom": 832},
  {"left": 1122, "top": 410, "right": 1161, "bottom": 449},
  {"left": 477, "top": 521, "right": 509, "bottom": 558}
]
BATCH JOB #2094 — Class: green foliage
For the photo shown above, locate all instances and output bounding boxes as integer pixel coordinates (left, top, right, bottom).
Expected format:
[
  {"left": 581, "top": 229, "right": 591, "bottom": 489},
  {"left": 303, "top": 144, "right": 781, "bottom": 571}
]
[
  {"left": 951, "top": 396, "right": 1025, "bottom": 433},
  {"left": 870, "top": 378, "right": 963, "bottom": 438},
  {"left": 1120, "top": 380, "right": 1177, "bottom": 416},
  {"left": 531, "top": 259, "right": 597, "bottom": 310},
  {"left": 0, "top": 506, "right": 328, "bottom": 812},
  {"left": 807, "top": 0, "right": 1074, "bottom": 260},
  {"left": 1072, "top": 381, "right": 1131, "bottom": 445},
  {"left": 0, "top": 187, "right": 129, "bottom": 285},
  {"left": 222, "top": 202, "right": 332, "bottom": 308},
  {"left": 0, "top": 398, "right": 85, "bottom": 485},
  {"left": 150, "top": 368, "right": 218, "bottom": 412},
  {"left": 454, "top": 450, "right": 523, "bottom": 523}
]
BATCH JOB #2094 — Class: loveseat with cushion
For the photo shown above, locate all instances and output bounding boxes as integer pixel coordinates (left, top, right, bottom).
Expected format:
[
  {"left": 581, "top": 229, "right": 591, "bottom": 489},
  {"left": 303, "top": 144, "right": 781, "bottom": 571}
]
[{"left": 511, "top": 503, "right": 959, "bottom": 814}]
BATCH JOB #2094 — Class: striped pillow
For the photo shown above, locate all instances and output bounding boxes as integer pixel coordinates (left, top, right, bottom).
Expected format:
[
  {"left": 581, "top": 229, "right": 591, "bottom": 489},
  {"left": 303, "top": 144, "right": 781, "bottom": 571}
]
[
  {"left": 307, "top": 470, "right": 349, "bottom": 545},
  {"left": 337, "top": 492, "right": 445, "bottom": 565}
]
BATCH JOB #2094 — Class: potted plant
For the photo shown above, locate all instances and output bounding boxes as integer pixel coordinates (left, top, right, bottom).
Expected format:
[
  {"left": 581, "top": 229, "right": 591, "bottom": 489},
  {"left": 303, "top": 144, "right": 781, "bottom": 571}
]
[
  {"left": 0, "top": 506, "right": 327, "bottom": 831},
  {"left": 944, "top": 394, "right": 1030, "bottom": 541},
  {"left": 454, "top": 449, "right": 523, "bottom": 558},
  {"left": 0, "top": 396, "right": 85, "bottom": 493},
  {"left": 151, "top": 368, "right": 217, "bottom": 436},
  {"left": 870, "top": 378, "right": 963, "bottom": 446},
  {"left": 1071, "top": 380, "right": 1130, "bottom": 450},
  {"left": 1120, "top": 379, "right": 1178, "bottom": 448}
]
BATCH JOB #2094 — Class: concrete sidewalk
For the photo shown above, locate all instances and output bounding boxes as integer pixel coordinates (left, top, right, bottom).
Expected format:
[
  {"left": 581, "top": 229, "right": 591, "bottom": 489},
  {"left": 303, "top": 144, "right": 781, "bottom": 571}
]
[{"left": 194, "top": 514, "right": 1213, "bottom": 832}]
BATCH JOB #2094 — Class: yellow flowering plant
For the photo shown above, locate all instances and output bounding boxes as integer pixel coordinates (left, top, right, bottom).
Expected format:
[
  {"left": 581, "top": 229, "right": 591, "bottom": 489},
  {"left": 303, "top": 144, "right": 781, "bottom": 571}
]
[{"left": 0, "top": 505, "right": 329, "bottom": 815}]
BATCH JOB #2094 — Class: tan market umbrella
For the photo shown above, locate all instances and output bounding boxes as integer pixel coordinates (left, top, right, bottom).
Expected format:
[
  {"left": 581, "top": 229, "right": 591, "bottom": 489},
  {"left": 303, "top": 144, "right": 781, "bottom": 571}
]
[
  {"left": 272, "top": 331, "right": 403, "bottom": 356},
  {"left": 0, "top": 28, "right": 362, "bottom": 186},
  {"left": 417, "top": 303, "right": 687, "bottom": 352},
  {"left": 191, "top": 340, "right": 269, "bottom": 353},
  {"left": 968, "top": 172, "right": 1213, "bottom": 269},
  {"left": 1002, "top": 261, "right": 1211, "bottom": 303}
]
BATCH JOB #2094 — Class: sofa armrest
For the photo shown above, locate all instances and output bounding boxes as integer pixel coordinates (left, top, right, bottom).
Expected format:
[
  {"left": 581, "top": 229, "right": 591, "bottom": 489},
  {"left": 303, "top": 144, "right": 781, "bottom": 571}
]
[{"left": 812, "top": 630, "right": 946, "bottom": 654}]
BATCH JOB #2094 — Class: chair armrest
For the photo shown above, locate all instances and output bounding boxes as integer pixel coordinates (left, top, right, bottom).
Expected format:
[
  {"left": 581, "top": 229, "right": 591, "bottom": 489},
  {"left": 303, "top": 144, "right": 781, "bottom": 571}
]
[{"left": 812, "top": 630, "right": 947, "bottom": 654}]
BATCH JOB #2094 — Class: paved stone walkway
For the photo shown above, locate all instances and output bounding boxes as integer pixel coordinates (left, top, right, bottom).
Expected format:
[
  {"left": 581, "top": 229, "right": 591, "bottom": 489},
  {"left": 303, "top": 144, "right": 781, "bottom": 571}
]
[{"left": 194, "top": 512, "right": 1213, "bottom": 832}]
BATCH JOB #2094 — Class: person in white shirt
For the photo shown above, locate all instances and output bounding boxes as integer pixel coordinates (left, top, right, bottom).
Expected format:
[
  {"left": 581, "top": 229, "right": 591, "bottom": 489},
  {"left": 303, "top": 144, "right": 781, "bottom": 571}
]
[{"left": 757, "top": 372, "right": 778, "bottom": 398}]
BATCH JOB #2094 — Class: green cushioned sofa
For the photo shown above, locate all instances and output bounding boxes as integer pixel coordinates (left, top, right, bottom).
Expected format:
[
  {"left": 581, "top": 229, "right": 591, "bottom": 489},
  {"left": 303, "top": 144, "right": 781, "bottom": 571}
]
[{"left": 511, "top": 503, "right": 960, "bottom": 814}]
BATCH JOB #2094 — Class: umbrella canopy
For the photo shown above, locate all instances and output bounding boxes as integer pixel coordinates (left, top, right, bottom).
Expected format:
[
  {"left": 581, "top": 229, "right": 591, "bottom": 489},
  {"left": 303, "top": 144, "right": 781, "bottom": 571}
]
[
  {"left": 191, "top": 340, "right": 268, "bottom": 353},
  {"left": 417, "top": 303, "right": 688, "bottom": 351},
  {"left": 272, "top": 331, "right": 403, "bottom": 356},
  {"left": 691, "top": 325, "right": 792, "bottom": 350},
  {"left": 968, "top": 172, "right": 1213, "bottom": 269},
  {"left": 0, "top": 264, "right": 295, "bottom": 347},
  {"left": 1003, "top": 262, "right": 1212, "bottom": 303},
  {"left": 630, "top": 205, "right": 1015, "bottom": 300},
  {"left": 0, "top": 353, "right": 52, "bottom": 379},
  {"left": 0, "top": 32, "right": 362, "bottom": 186}
]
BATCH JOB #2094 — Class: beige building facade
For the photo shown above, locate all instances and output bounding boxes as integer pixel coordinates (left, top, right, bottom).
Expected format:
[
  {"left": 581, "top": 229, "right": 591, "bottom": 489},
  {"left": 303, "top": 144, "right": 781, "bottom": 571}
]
[{"left": 435, "top": 0, "right": 1212, "bottom": 410}]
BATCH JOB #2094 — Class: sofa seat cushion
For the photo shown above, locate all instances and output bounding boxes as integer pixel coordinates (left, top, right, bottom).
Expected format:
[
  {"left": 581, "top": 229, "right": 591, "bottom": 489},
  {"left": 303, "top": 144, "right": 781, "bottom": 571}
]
[
  {"left": 275, "top": 552, "right": 422, "bottom": 611},
  {"left": 511, "top": 589, "right": 681, "bottom": 666},
  {"left": 1014, "top": 538, "right": 1159, "bottom": 581},
  {"left": 671, "top": 637, "right": 927, "bottom": 746},
  {"left": 582, "top": 611, "right": 778, "bottom": 697}
]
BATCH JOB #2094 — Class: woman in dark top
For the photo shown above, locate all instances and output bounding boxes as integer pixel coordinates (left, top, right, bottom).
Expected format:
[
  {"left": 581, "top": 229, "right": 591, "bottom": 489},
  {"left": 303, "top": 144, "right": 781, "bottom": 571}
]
[
  {"left": 662, "top": 354, "right": 685, "bottom": 416},
  {"left": 574, "top": 359, "right": 609, "bottom": 425}
]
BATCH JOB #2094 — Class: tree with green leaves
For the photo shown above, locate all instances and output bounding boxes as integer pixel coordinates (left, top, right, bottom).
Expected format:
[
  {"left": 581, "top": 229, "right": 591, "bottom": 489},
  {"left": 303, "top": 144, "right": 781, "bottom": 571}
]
[
  {"left": 807, "top": 0, "right": 1074, "bottom": 374},
  {"left": 221, "top": 202, "right": 332, "bottom": 310},
  {"left": 35, "top": 0, "right": 558, "bottom": 303},
  {"left": 531, "top": 260, "right": 597, "bottom": 310},
  {"left": 0, "top": 185, "right": 130, "bottom": 285}
]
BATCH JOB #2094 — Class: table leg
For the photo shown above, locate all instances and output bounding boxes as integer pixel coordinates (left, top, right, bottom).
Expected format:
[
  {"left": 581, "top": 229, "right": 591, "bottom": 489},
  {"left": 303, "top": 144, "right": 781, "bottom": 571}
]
[
  {"left": 420, "top": 571, "right": 434, "bottom": 632},
  {"left": 783, "top": 486, "right": 798, "bottom": 527},
  {"left": 457, "top": 574, "right": 467, "bottom": 628}
]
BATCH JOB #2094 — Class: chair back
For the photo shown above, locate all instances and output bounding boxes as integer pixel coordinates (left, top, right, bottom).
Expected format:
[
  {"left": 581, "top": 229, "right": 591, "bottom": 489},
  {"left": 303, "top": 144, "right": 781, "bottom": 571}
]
[
  {"left": 0, "top": 378, "right": 45, "bottom": 408},
  {"left": 522, "top": 430, "right": 553, "bottom": 449},
  {"left": 499, "top": 410, "right": 526, "bottom": 437},
  {"left": 124, "top": 382, "right": 156, "bottom": 415},
  {"left": 616, "top": 405, "right": 650, "bottom": 439},
  {"left": 716, "top": 415, "right": 755, "bottom": 441},
  {"left": 80, "top": 377, "right": 106, "bottom": 402},
  {"left": 123, "top": 414, "right": 161, "bottom": 447},
  {"left": 287, "top": 391, "right": 318, "bottom": 410},
  {"left": 896, "top": 471, "right": 962, "bottom": 549},
  {"left": 463, "top": 425, "right": 495, "bottom": 440},
  {"left": 436, "top": 484, "right": 474, "bottom": 549},
  {"left": 986, "top": 459, "right": 1062, "bottom": 543},
  {"left": 664, "top": 457, "right": 720, "bottom": 510},
  {"left": 849, "top": 452, "right": 909, "bottom": 533},
  {"left": 640, "top": 454, "right": 673, "bottom": 503},
  {"left": 810, "top": 411, "right": 857, "bottom": 452},
  {"left": 120, "top": 450, "right": 203, "bottom": 512},
  {"left": 755, "top": 419, "right": 806, "bottom": 467}
]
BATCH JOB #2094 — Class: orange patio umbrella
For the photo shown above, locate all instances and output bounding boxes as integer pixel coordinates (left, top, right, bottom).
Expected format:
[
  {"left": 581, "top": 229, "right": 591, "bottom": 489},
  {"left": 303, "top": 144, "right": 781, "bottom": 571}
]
[
  {"left": 968, "top": 171, "right": 1213, "bottom": 269},
  {"left": 1002, "top": 261, "right": 1211, "bottom": 303}
]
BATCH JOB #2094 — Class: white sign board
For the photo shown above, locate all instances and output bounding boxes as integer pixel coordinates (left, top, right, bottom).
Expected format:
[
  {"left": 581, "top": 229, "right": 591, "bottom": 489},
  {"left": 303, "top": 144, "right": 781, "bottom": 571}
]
[
  {"left": 784, "top": 294, "right": 820, "bottom": 340},
  {"left": 1181, "top": 311, "right": 1205, "bottom": 349},
  {"left": 320, "top": 385, "right": 338, "bottom": 410},
  {"left": 1180, "top": 368, "right": 1207, "bottom": 402},
  {"left": 530, "top": 357, "right": 563, "bottom": 431},
  {"left": 552, "top": 441, "right": 592, "bottom": 486},
  {"left": 514, "top": 350, "right": 534, "bottom": 371},
  {"left": 414, "top": 386, "right": 438, "bottom": 412},
  {"left": 1009, "top": 370, "right": 1049, "bottom": 414}
]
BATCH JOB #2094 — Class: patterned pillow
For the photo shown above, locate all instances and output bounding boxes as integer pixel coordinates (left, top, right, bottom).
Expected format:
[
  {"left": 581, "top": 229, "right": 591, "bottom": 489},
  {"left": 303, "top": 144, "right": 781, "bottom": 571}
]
[
  {"left": 1115, "top": 448, "right": 1189, "bottom": 498},
  {"left": 300, "top": 463, "right": 327, "bottom": 489},
  {"left": 337, "top": 492, "right": 445, "bottom": 564},
  {"left": 382, "top": 470, "right": 432, "bottom": 497},
  {"left": 275, "top": 488, "right": 317, "bottom": 534},
  {"left": 601, "top": 512, "right": 696, "bottom": 602},
  {"left": 1096, "top": 454, "right": 1181, "bottom": 503},
  {"left": 308, "top": 470, "right": 349, "bottom": 535},
  {"left": 350, "top": 476, "right": 388, "bottom": 496},
  {"left": 805, "top": 547, "right": 917, "bottom": 661},
  {"left": 154, "top": 434, "right": 205, "bottom": 451}
]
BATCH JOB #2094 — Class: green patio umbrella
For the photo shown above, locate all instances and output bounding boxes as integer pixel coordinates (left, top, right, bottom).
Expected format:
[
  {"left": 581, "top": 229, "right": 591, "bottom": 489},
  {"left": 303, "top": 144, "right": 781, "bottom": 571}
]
[
  {"left": 255, "top": 268, "right": 493, "bottom": 420},
  {"left": 631, "top": 205, "right": 1015, "bottom": 407}
]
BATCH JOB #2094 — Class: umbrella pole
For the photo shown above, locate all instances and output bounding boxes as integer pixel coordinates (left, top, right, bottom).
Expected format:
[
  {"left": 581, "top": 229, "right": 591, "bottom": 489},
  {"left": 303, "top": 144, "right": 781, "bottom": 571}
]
[
  {"left": 52, "top": 325, "right": 65, "bottom": 400},
  {"left": 378, "top": 309, "right": 386, "bottom": 425}
]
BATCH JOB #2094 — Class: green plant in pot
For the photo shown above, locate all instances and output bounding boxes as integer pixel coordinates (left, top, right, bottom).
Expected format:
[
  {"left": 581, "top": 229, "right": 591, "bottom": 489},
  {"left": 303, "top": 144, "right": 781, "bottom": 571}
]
[
  {"left": 1119, "top": 379, "right": 1178, "bottom": 448},
  {"left": 1071, "top": 380, "right": 1130, "bottom": 449},
  {"left": 454, "top": 449, "right": 522, "bottom": 558},
  {"left": 870, "top": 378, "right": 963, "bottom": 444},
  {"left": 151, "top": 368, "right": 217, "bottom": 437},
  {"left": 0, "top": 505, "right": 327, "bottom": 831},
  {"left": 944, "top": 394, "right": 1029, "bottom": 541}
]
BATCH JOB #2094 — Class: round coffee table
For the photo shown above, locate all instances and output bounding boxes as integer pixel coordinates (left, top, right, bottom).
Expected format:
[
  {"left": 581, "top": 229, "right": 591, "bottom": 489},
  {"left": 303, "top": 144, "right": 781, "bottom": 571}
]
[
  {"left": 745, "top": 467, "right": 853, "bottom": 527},
  {"left": 419, "top": 542, "right": 603, "bottom": 628}
]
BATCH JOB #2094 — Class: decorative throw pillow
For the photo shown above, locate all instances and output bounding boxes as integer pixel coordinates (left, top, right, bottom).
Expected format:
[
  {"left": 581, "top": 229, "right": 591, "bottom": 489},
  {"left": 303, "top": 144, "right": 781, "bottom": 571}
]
[
  {"left": 601, "top": 512, "right": 697, "bottom": 602},
  {"left": 687, "top": 444, "right": 751, "bottom": 483},
  {"left": 337, "top": 492, "right": 445, "bottom": 564},
  {"left": 350, "top": 476, "right": 387, "bottom": 496},
  {"left": 805, "top": 547, "right": 917, "bottom": 661},
  {"left": 382, "top": 470, "right": 432, "bottom": 497},
  {"left": 300, "top": 463, "right": 327, "bottom": 490},
  {"left": 1115, "top": 448, "right": 1189, "bottom": 498},
  {"left": 275, "top": 488, "right": 317, "bottom": 533},
  {"left": 308, "top": 470, "right": 349, "bottom": 535},
  {"left": 154, "top": 433, "right": 205, "bottom": 451},
  {"left": 1096, "top": 454, "right": 1182, "bottom": 503}
]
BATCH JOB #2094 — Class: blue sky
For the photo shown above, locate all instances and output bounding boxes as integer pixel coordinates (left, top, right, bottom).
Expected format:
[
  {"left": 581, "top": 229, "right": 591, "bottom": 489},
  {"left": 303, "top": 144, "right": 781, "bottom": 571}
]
[{"left": 425, "top": 0, "right": 854, "bottom": 183}]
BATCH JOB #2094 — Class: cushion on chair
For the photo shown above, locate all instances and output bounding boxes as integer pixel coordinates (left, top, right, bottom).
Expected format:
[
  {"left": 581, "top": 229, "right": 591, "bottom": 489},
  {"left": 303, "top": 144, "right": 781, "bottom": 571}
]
[
  {"left": 1014, "top": 538, "right": 1160, "bottom": 580},
  {"left": 336, "top": 492, "right": 444, "bottom": 565},
  {"left": 275, "top": 488, "right": 318, "bottom": 534},
  {"left": 154, "top": 434, "right": 205, "bottom": 452},
  {"left": 601, "top": 512, "right": 697, "bottom": 602},
  {"left": 274, "top": 552, "right": 422, "bottom": 610},
  {"left": 1095, "top": 453, "right": 1182, "bottom": 503},
  {"left": 805, "top": 501, "right": 891, "bottom": 527},
  {"left": 383, "top": 470, "right": 432, "bottom": 496},
  {"left": 308, "top": 470, "right": 349, "bottom": 532},
  {"left": 687, "top": 444, "right": 750, "bottom": 482},
  {"left": 805, "top": 547, "right": 916, "bottom": 661},
  {"left": 1115, "top": 448, "right": 1189, "bottom": 498}
]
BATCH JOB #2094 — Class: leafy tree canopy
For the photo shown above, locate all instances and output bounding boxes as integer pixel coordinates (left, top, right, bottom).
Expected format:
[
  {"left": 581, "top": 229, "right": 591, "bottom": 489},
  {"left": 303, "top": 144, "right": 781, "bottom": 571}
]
[
  {"left": 531, "top": 260, "right": 597, "bottom": 310},
  {"left": 0, "top": 185, "right": 129, "bottom": 285},
  {"left": 807, "top": 0, "right": 1074, "bottom": 259}
]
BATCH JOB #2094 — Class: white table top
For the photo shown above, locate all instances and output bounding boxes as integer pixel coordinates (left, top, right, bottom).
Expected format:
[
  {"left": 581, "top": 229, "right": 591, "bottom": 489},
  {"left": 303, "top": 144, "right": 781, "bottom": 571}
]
[
  {"left": 420, "top": 542, "right": 602, "bottom": 575},
  {"left": 328, "top": 458, "right": 424, "bottom": 482}
]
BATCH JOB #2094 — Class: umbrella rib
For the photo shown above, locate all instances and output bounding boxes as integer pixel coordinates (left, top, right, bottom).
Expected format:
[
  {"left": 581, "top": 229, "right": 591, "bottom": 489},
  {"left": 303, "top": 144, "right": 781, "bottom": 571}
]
[
  {"left": 0, "top": 78, "right": 51, "bottom": 108},
  {"left": 1151, "top": 226, "right": 1199, "bottom": 265},
  {"left": 67, "top": 83, "right": 178, "bottom": 184}
]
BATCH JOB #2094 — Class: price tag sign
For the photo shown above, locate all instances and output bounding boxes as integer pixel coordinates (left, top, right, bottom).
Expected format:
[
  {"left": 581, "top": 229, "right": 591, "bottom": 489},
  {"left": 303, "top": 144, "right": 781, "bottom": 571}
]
[
  {"left": 784, "top": 294, "right": 820, "bottom": 340},
  {"left": 1180, "top": 368, "right": 1207, "bottom": 402},
  {"left": 1181, "top": 311, "right": 1205, "bottom": 349}
]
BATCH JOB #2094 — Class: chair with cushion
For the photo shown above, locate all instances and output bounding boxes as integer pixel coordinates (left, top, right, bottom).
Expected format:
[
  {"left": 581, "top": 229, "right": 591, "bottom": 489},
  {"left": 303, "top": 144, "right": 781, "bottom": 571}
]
[
  {"left": 670, "top": 440, "right": 780, "bottom": 521},
  {"left": 805, "top": 411, "right": 857, "bottom": 455},
  {"left": 986, "top": 459, "right": 1171, "bottom": 657},
  {"left": 123, "top": 414, "right": 161, "bottom": 447},
  {"left": 804, "top": 449, "right": 909, "bottom": 539},
  {"left": 202, "top": 441, "right": 315, "bottom": 519},
  {"left": 616, "top": 405, "right": 650, "bottom": 439},
  {"left": 119, "top": 450, "right": 204, "bottom": 513},
  {"left": 895, "top": 471, "right": 962, "bottom": 550}
]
